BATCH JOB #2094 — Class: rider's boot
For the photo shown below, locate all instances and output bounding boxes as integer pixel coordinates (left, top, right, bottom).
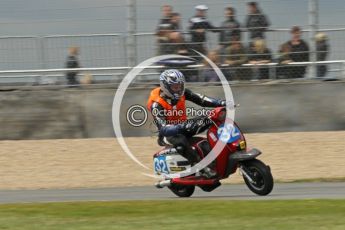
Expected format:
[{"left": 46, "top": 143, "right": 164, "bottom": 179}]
[
  {"left": 190, "top": 147, "right": 217, "bottom": 178},
  {"left": 177, "top": 145, "right": 217, "bottom": 178},
  {"left": 201, "top": 166, "right": 217, "bottom": 179}
]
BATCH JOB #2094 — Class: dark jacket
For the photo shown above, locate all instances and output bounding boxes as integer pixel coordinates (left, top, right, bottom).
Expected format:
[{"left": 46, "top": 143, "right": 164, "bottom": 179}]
[
  {"left": 65, "top": 55, "right": 79, "bottom": 77},
  {"left": 277, "top": 52, "right": 292, "bottom": 64},
  {"left": 149, "top": 88, "right": 224, "bottom": 137},
  {"left": 286, "top": 40, "right": 310, "bottom": 78},
  {"left": 156, "top": 18, "right": 173, "bottom": 33},
  {"left": 316, "top": 41, "right": 329, "bottom": 61},
  {"left": 225, "top": 44, "right": 248, "bottom": 66},
  {"left": 287, "top": 40, "right": 310, "bottom": 62},
  {"left": 245, "top": 10, "right": 270, "bottom": 39},
  {"left": 316, "top": 40, "right": 329, "bottom": 77},
  {"left": 219, "top": 17, "right": 241, "bottom": 46},
  {"left": 189, "top": 16, "right": 218, "bottom": 43}
]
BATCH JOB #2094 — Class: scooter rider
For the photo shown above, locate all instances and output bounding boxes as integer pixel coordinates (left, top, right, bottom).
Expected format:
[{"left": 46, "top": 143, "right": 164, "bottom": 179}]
[{"left": 147, "top": 69, "right": 226, "bottom": 178}]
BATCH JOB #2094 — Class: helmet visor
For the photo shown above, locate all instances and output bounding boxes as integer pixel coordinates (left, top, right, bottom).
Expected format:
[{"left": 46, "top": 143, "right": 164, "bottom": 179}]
[{"left": 170, "top": 82, "right": 184, "bottom": 97}]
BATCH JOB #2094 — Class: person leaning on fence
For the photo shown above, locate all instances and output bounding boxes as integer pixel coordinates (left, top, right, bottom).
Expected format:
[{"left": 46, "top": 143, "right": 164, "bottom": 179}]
[
  {"left": 224, "top": 41, "right": 250, "bottom": 80},
  {"left": 156, "top": 5, "right": 174, "bottom": 55},
  {"left": 245, "top": 2, "right": 270, "bottom": 42},
  {"left": 248, "top": 39, "right": 272, "bottom": 80},
  {"left": 167, "top": 32, "right": 189, "bottom": 55},
  {"left": 277, "top": 43, "right": 294, "bottom": 79},
  {"left": 315, "top": 32, "right": 329, "bottom": 78},
  {"left": 201, "top": 50, "right": 222, "bottom": 82},
  {"left": 167, "top": 12, "right": 189, "bottom": 55},
  {"left": 218, "top": 7, "right": 241, "bottom": 63},
  {"left": 65, "top": 46, "right": 80, "bottom": 85},
  {"left": 189, "top": 5, "right": 219, "bottom": 57},
  {"left": 285, "top": 26, "right": 310, "bottom": 78}
]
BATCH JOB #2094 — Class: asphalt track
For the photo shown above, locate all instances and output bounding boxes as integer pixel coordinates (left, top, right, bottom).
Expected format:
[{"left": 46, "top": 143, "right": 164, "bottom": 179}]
[{"left": 0, "top": 182, "right": 344, "bottom": 204}]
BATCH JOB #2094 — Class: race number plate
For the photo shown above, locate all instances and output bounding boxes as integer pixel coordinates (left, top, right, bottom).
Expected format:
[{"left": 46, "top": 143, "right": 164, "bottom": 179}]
[
  {"left": 154, "top": 155, "right": 169, "bottom": 174},
  {"left": 217, "top": 123, "right": 241, "bottom": 143}
]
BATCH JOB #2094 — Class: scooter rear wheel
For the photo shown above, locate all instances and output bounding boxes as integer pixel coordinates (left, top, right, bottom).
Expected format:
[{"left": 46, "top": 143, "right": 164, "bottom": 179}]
[{"left": 168, "top": 184, "right": 195, "bottom": 197}]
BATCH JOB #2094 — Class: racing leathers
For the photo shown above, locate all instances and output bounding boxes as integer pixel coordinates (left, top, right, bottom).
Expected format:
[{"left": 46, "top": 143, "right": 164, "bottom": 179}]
[{"left": 147, "top": 87, "right": 225, "bottom": 165}]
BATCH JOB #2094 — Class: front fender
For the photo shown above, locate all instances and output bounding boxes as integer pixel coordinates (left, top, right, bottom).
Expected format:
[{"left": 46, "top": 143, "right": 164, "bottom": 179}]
[
  {"left": 224, "top": 148, "right": 262, "bottom": 177},
  {"left": 230, "top": 148, "right": 262, "bottom": 161}
]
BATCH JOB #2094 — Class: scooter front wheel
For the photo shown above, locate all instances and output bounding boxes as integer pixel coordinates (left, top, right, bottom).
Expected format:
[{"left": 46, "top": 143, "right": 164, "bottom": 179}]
[{"left": 241, "top": 159, "right": 274, "bottom": 196}]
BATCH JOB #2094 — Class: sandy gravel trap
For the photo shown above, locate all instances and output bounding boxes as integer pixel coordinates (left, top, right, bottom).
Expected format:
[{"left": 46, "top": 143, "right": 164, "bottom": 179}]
[{"left": 0, "top": 131, "right": 344, "bottom": 190}]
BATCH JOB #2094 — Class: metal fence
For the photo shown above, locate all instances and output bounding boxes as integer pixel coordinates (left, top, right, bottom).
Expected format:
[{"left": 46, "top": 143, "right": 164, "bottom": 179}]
[
  {"left": 43, "top": 34, "right": 127, "bottom": 69},
  {"left": 0, "top": 36, "right": 41, "bottom": 70},
  {"left": 0, "top": 28, "right": 343, "bottom": 66},
  {"left": 0, "top": 29, "right": 342, "bottom": 84},
  {"left": 0, "top": 34, "right": 127, "bottom": 70},
  {"left": 0, "top": 1, "right": 344, "bottom": 67}
]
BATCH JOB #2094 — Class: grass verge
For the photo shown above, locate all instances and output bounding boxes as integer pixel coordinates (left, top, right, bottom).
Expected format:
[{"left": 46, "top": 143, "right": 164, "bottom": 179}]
[{"left": 0, "top": 200, "right": 344, "bottom": 230}]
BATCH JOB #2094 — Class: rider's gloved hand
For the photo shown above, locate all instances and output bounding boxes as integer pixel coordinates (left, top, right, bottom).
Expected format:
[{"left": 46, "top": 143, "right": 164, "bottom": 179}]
[{"left": 221, "top": 100, "right": 237, "bottom": 109}]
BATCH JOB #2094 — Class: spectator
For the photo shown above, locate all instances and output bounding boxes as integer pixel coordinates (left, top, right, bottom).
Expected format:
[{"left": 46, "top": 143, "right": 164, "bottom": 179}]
[
  {"left": 167, "top": 32, "right": 187, "bottom": 55},
  {"left": 218, "top": 7, "right": 241, "bottom": 63},
  {"left": 156, "top": 8, "right": 186, "bottom": 55},
  {"left": 65, "top": 46, "right": 80, "bottom": 85},
  {"left": 245, "top": 2, "right": 270, "bottom": 42},
  {"left": 170, "top": 12, "right": 182, "bottom": 31},
  {"left": 315, "top": 32, "right": 329, "bottom": 78},
  {"left": 224, "top": 41, "right": 250, "bottom": 80},
  {"left": 189, "top": 5, "right": 219, "bottom": 57},
  {"left": 201, "top": 50, "right": 221, "bottom": 82},
  {"left": 219, "top": 7, "right": 241, "bottom": 48},
  {"left": 156, "top": 5, "right": 173, "bottom": 55},
  {"left": 248, "top": 39, "right": 272, "bottom": 79},
  {"left": 168, "top": 12, "right": 188, "bottom": 54},
  {"left": 278, "top": 43, "right": 293, "bottom": 65},
  {"left": 277, "top": 43, "right": 294, "bottom": 79},
  {"left": 286, "top": 26, "right": 310, "bottom": 78}
]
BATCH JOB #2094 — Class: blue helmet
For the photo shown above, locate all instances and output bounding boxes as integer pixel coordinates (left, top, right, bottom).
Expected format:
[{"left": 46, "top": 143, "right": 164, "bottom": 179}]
[{"left": 159, "top": 69, "right": 185, "bottom": 100}]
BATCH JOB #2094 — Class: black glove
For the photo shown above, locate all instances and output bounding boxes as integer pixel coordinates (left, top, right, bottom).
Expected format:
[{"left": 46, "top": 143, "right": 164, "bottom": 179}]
[
  {"left": 220, "top": 100, "right": 227, "bottom": 106},
  {"left": 220, "top": 100, "right": 236, "bottom": 108}
]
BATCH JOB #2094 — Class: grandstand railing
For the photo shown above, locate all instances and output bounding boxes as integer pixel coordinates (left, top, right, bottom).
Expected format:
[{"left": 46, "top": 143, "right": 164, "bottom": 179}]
[
  {"left": 0, "top": 27, "right": 344, "bottom": 84},
  {"left": 0, "top": 28, "right": 343, "bottom": 69},
  {"left": 0, "top": 60, "right": 343, "bottom": 86}
]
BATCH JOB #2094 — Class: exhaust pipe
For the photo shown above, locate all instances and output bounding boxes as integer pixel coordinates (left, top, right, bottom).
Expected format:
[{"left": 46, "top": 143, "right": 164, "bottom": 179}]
[{"left": 155, "top": 180, "right": 171, "bottom": 188}]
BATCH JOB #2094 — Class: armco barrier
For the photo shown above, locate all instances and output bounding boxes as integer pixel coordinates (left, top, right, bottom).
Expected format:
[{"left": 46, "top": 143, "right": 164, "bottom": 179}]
[{"left": 1, "top": 80, "right": 345, "bottom": 140}]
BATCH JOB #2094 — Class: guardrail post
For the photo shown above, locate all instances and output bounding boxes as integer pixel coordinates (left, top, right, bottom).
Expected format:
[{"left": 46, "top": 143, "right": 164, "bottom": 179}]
[
  {"left": 37, "top": 36, "right": 46, "bottom": 84},
  {"left": 127, "top": 0, "right": 137, "bottom": 67},
  {"left": 308, "top": 0, "right": 319, "bottom": 78},
  {"left": 269, "top": 64, "right": 276, "bottom": 80}
]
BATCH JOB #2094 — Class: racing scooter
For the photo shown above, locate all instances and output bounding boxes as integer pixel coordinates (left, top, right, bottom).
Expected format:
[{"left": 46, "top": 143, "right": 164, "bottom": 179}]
[{"left": 153, "top": 106, "right": 274, "bottom": 197}]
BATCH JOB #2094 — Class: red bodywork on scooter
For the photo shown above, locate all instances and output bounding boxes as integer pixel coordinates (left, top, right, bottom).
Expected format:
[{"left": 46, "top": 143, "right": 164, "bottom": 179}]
[
  {"left": 168, "top": 107, "right": 247, "bottom": 187},
  {"left": 153, "top": 106, "right": 273, "bottom": 197}
]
